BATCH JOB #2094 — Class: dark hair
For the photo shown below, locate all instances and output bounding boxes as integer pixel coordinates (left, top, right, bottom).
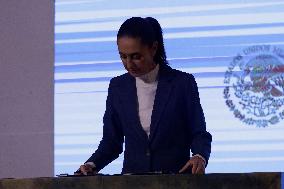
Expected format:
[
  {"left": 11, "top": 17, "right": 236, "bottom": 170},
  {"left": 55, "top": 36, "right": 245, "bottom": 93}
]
[{"left": 117, "top": 17, "right": 168, "bottom": 65}]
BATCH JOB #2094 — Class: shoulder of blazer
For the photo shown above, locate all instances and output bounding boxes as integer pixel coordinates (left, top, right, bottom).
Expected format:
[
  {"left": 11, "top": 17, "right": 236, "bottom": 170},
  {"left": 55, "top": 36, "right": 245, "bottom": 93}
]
[
  {"left": 159, "top": 64, "right": 196, "bottom": 84},
  {"left": 109, "top": 72, "right": 134, "bottom": 88}
]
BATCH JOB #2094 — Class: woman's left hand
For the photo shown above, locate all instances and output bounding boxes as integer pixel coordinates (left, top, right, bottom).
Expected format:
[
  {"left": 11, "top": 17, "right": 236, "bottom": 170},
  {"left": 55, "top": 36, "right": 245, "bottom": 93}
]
[{"left": 179, "top": 156, "right": 205, "bottom": 174}]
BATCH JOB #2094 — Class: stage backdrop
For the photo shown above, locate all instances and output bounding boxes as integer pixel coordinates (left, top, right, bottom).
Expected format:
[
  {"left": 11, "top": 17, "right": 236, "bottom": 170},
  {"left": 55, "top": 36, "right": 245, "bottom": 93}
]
[{"left": 55, "top": 0, "right": 284, "bottom": 175}]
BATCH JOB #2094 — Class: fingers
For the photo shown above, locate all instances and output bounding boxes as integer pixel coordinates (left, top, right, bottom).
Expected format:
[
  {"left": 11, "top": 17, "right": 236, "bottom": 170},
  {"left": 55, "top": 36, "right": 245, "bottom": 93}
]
[
  {"left": 191, "top": 158, "right": 205, "bottom": 174},
  {"left": 191, "top": 161, "right": 204, "bottom": 174},
  {"left": 179, "top": 160, "right": 193, "bottom": 173},
  {"left": 195, "top": 164, "right": 205, "bottom": 174},
  {"left": 191, "top": 160, "right": 198, "bottom": 174},
  {"left": 75, "top": 164, "right": 93, "bottom": 175},
  {"left": 179, "top": 157, "right": 205, "bottom": 174},
  {"left": 80, "top": 165, "right": 89, "bottom": 175}
]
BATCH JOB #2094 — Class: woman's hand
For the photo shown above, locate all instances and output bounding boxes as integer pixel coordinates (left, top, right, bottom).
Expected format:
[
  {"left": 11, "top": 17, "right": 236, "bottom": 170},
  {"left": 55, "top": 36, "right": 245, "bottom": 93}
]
[
  {"left": 75, "top": 163, "right": 97, "bottom": 175},
  {"left": 179, "top": 155, "right": 206, "bottom": 174}
]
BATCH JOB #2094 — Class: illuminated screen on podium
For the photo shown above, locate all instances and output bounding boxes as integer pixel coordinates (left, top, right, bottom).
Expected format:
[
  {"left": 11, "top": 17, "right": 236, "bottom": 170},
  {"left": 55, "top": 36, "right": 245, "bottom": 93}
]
[{"left": 55, "top": 0, "right": 284, "bottom": 175}]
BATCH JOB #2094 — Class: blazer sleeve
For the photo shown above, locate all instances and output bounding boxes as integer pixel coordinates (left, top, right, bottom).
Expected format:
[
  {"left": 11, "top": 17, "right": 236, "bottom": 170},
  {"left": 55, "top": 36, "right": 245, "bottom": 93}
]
[
  {"left": 85, "top": 79, "right": 124, "bottom": 171},
  {"left": 186, "top": 74, "right": 212, "bottom": 165}
]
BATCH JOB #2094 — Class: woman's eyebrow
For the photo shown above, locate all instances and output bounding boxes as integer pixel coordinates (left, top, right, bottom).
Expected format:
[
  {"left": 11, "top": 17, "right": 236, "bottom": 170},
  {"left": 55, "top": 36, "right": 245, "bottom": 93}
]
[{"left": 119, "top": 52, "right": 140, "bottom": 56}]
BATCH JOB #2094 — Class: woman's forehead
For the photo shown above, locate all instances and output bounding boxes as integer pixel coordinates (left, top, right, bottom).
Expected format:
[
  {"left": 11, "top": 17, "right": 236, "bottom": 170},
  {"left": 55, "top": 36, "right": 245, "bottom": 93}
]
[
  {"left": 117, "top": 37, "right": 146, "bottom": 50},
  {"left": 117, "top": 36, "right": 141, "bottom": 44}
]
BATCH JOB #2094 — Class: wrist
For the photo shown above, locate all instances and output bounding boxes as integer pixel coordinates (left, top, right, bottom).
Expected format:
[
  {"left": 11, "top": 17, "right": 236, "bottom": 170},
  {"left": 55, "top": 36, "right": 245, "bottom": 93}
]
[
  {"left": 84, "top": 162, "right": 96, "bottom": 168},
  {"left": 193, "top": 154, "right": 206, "bottom": 165},
  {"left": 84, "top": 162, "right": 97, "bottom": 173}
]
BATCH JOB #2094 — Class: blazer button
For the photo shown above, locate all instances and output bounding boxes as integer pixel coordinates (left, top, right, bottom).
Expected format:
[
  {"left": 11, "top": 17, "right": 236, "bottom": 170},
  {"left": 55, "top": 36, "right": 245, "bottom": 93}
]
[{"left": 146, "top": 149, "right": 151, "bottom": 156}]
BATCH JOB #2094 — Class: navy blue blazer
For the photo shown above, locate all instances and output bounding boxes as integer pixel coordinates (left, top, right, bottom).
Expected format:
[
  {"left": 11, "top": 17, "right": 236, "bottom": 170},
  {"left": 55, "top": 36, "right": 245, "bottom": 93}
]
[{"left": 86, "top": 64, "right": 212, "bottom": 174}]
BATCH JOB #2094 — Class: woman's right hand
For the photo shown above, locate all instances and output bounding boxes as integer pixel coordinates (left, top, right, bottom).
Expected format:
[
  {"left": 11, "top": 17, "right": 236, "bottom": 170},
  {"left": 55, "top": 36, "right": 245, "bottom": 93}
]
[{"left": 74, "top": 163, "right": 96, "bottom": 175}]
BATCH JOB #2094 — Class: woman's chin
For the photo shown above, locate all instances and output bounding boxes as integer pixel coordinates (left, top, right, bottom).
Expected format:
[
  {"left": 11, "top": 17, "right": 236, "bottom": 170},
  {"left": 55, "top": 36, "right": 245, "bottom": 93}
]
[{"left": 128, "top": 71, "right": 141, "bottom": 77}]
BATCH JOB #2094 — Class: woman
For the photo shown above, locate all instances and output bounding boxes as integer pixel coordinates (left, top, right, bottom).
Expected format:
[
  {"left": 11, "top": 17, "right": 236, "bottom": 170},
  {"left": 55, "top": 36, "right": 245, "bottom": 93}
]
[{"left": 77, "top": 17, "right": 212, "bottom": 175}]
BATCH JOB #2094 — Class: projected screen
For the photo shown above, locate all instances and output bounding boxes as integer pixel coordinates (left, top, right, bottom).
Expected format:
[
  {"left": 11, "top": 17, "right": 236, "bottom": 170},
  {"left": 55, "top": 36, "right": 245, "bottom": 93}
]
[{"left": 55, "top": 0, "right": 284, "bottom": 175}]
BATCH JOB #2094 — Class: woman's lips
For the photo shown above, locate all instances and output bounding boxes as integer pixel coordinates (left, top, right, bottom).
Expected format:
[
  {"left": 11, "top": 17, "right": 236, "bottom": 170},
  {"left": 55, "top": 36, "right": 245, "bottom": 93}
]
[{"left": 128, "top": 68, "right": 138, "bottom": 74}]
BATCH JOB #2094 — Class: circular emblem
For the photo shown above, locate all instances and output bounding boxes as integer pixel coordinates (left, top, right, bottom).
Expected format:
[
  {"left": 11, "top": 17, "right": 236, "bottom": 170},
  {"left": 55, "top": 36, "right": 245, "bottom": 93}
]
[{"left": 224, "top": 45, "right": 284, "bottom": 127}]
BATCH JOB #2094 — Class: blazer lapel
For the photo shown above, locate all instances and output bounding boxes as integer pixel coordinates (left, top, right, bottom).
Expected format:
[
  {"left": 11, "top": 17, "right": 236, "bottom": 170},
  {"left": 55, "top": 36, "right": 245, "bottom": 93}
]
[
  {"left": 119, "top": 74, "right": 148, "bottom": 141},
  {"left": 149, "top": 65, "right": 174, "bottom": 141}
]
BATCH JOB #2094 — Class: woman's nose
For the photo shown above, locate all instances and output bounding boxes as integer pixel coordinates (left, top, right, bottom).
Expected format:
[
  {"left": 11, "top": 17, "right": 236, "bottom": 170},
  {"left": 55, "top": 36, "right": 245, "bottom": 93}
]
[{"left": 125, "top": 57, "right": 134, "bottom": 68}]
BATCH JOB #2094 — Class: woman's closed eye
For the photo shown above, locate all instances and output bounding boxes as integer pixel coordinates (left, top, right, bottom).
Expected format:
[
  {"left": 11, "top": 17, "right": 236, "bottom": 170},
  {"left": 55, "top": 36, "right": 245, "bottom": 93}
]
[
  {"left": 120, "top": 53, "right": 142, "bottom": 61},
  {"left": 131, "top": 54, "right": 141, "bottom": 60},
  {"left": 120, "top": 54, "right": 127, "bottom": 60}
]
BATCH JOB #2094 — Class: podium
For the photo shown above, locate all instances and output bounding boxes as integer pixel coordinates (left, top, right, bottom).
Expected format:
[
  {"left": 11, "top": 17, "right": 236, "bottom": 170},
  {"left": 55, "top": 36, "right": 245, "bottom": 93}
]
[{"left": 0, "top": 172, "right": 283, "bottom": 189}]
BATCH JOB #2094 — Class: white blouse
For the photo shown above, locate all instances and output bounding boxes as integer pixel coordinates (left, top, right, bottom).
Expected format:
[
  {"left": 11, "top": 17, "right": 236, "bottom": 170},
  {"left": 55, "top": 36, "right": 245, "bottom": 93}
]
[{"left": 135, "top": 64, "right": 159, "bottom": 137}]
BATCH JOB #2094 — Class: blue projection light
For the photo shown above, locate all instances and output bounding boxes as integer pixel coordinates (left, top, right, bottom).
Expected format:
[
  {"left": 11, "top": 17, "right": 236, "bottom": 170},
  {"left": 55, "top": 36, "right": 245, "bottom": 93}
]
[{"left": 55, "top": 0, "right": 284, "bottom": 175}]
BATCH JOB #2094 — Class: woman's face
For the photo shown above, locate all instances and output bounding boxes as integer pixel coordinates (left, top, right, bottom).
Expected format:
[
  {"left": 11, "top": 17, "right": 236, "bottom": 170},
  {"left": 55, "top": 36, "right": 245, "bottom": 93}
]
[{"left": 117, "top": 36, "right": 157, "bottom": 77}]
